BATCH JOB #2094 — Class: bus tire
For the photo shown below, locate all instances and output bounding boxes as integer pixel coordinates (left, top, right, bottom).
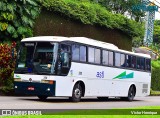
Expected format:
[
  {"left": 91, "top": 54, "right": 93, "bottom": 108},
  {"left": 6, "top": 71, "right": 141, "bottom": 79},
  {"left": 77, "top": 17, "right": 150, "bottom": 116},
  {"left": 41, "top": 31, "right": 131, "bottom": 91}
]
[
  {"left": 37, "top": 95, "right": 48, "bottom": 101},
  {"left": 97, "top": 97, "right": 108, "bottom": 101},
  {"left": 70, "top": 83, "right": 82, "bottom": 102},
  {"left": 122, "top": 85, "right": 136, "bottom": 101}
]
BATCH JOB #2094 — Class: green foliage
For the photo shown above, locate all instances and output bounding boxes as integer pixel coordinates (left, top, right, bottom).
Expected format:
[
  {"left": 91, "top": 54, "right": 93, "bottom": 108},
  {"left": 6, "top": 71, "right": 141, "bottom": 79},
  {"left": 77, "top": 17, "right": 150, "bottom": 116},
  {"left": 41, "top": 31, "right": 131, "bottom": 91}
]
[
  {"left": 150, "top": 88, "right": 160, "bottom": 96},
  {"left": 151, "top": 60, "right": 160, "bottom": 91},
  {"left": 0, "top": 0, "right": 41, "bottom": 42},
  {"left": 41, "top": 0, "right": 144, "bottom": 37},
  {"left": 89, "top": 0, "right": 145, "bottom": 22},
  {"left": 0, "top": 72, "right": 14, "bottom": 94},
  {"left": 152, "top": 60, "right": 160, "bottom": 68},
  {"left": 153, "top": 20, "right": 160, "bottom": 44},
  {"left": 0, "top": 42, "right": 16, "bottom": 87},
  {"left": 132, "top": 36, "right": 143, "bottom": 47},
  {"left": 149, "top": 43, "right": 160, "bottom": 56}
]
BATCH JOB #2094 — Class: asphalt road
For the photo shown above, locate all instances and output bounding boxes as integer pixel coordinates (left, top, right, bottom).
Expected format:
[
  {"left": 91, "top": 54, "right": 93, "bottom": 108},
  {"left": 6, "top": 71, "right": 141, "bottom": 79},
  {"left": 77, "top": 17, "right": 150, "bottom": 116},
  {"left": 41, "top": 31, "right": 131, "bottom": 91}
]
[{"left": 0, "top": 96, "right": 160, "bottom": 109}]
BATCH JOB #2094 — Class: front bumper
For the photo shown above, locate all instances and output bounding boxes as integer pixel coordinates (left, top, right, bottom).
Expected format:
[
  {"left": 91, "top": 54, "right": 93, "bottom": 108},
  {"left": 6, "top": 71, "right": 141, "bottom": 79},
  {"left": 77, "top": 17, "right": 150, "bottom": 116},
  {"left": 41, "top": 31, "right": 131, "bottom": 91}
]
[{"left": 14, "top": 82, "right": 56, "bottom": 96}]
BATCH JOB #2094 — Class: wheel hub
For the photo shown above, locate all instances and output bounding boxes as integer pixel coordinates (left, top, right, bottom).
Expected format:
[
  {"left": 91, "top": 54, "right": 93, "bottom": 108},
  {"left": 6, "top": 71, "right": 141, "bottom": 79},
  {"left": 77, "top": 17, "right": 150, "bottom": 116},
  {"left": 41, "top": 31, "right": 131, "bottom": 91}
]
[{"left": 74, "top": 88, "right": 81, "bottom": 98}]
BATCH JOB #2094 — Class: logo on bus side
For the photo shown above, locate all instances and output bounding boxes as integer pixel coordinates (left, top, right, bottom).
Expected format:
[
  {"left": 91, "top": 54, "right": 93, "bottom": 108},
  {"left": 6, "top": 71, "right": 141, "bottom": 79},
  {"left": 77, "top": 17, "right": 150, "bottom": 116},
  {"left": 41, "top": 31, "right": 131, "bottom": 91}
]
[
  {"left": 113, "top": 71, "right": 134, "bottom": 79},
  {"left": 15, "top": 75, "right": 21, "bottom": 78},
  {"left": 96, "top": 71, "right": 104, "bottom": 78}
]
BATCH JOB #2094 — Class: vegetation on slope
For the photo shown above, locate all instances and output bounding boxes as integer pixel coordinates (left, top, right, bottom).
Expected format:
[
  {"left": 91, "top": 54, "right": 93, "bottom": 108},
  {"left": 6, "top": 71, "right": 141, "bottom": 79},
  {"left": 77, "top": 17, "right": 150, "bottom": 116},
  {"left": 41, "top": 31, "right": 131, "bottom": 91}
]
[{"left": 41, "top": 0, "right": 144, "bottom": 38}]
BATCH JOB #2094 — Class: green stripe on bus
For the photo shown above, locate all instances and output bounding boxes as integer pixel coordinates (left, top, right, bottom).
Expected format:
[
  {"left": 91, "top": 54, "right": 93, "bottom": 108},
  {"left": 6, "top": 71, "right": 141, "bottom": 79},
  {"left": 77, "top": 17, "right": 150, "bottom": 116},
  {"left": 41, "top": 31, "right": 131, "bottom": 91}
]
[{"left": 113, "top": 71, "right": 134, "bottom": 79}]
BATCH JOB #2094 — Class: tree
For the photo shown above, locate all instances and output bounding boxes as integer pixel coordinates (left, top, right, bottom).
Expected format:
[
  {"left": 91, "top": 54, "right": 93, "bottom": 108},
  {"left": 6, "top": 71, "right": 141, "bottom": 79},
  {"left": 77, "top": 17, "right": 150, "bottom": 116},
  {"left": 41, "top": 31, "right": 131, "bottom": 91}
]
[
  {"left": 90, "top": 0, "right": 145, "bottom": 22},
  {"left": 153, "top": 20, "right": 160, "bottom": 44},
  {"left": 0, "top": 42, "right": 16, "bottom": 87},
  {"left": 132, "top": 36, "right": 143, "bottom": 47},
  {"left": 0, "top": 0, "right": 41, "bottom": 42}
]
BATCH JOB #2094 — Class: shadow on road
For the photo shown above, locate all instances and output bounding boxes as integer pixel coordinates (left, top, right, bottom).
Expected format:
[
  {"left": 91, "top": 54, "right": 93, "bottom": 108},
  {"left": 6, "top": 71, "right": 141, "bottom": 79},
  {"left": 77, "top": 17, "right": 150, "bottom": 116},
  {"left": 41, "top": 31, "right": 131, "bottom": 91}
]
[{"left": 18, "top": 97, "right": 142, "bottom": 103}]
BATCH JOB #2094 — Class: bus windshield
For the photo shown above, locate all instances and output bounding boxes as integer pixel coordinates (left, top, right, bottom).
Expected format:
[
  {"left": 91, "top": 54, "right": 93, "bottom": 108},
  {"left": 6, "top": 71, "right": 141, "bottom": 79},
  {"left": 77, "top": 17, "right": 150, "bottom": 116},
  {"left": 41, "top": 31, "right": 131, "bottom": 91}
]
[{"left": 15, "top": 42, "right": 59, "bottom": 75}]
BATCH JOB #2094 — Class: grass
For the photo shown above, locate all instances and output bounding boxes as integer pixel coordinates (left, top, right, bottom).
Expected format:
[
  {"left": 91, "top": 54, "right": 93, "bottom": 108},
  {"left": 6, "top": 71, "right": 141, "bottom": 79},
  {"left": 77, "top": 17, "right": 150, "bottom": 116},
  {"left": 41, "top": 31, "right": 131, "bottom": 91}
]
[
  {"left": 1, "top": 106, "right": 160, "bottom": 118},
  {"left": 1, "top": 116, "right": 160, "bottom": 118},
  {"left": 150, "top": 89, "right": 160, "bottom": 96}
]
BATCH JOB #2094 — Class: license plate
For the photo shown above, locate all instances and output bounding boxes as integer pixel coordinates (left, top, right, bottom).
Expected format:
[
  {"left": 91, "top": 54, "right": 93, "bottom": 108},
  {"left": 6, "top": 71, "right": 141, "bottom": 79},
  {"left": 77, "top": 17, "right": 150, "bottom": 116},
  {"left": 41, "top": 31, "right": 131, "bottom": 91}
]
[{"left": 28, "top": 87, "right": 35, "bottom": 91}]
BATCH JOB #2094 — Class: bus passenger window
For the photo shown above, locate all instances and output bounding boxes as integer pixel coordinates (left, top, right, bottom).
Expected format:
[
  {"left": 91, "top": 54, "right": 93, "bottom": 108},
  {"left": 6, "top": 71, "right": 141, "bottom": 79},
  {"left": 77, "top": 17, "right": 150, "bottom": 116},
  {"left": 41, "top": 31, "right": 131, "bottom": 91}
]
[
  {"left": 61, "top": 52, "right": 69, "bottom": 67},
  {"left": 126, "top": 55, "right": 132, "bottom": 68},
  {"left": 88, "top": 47, "right": 95, "bottom": 63},
  {"left": 72, "top": 44, "right": 80, "bottom": 61},
  {"left": 108, "top": 51, "right": 113, "bottom": 66},
  {"left": 80, "top": 46, "right": 86, "bottom": 62},
  {"left": 140, "top": 58, "right": 145, "bottom": 70},
  {"left": 137, "top": 57, "right": 140, "bottom": 69},
  {"left": 102, "top": 50, "right": 109, "bottom": 65},
  {"left": 115, "top": 52, "right": 120, "bottom": 67},
  {"left": 145, "top": 59, "right": 151, "bottom": 71},
  {"left": 95, "top": 49, "right": 100, "bottom": 64},
  {"left": 120, "top": 54, "right": 125, "bottom": 67},
  {"left": 131, "top": 56, "right": 136, "bottom": 68}
]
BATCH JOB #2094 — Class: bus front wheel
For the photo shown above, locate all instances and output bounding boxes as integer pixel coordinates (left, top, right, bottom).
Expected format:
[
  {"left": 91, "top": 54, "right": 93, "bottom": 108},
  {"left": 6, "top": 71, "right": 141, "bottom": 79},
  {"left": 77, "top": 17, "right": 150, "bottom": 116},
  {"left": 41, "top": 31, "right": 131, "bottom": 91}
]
[
  {"left": 37, "top": 95, "right": 48, "bottom": 101},
  {"left": 70, "top": 83, "right": 82, "bottom": 102}
]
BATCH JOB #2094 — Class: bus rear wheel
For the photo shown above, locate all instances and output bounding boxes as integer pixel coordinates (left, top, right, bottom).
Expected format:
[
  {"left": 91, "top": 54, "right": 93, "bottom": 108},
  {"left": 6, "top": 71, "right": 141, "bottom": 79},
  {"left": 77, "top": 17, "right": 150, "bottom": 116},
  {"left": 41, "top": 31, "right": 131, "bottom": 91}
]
[
  {"left": 121, "top": 85, "right": 136, "bottom": 101},
  {"left": 70, "top": 84, "right": 82, "bottom": 102},
  {"left": 37, "top": 95, "right": 48, "bottom": 101}
]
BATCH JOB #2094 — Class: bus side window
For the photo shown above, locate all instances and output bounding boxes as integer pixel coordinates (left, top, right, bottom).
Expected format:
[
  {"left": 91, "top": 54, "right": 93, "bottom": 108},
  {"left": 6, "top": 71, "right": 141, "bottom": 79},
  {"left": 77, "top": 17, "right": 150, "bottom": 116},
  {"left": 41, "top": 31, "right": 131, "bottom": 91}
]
[
  {"left": 131, "top": 56, "right": 136, "bottom": 68},
  {"left": 137, "top": 57, "right": 140, "bottom": 69},
  {"left": 95, "top": 48, "right": 101, "bottom": 64},
  {"left": 120, "top": 54, "right": 125, "bottom": 67},
  {"left": 102, "top": 50, "right": 109, "bottom": 65},
  {"left": 126, "top": 55, "right": 131, "bottom": 68},
  {"left": 80, "top": 46, "right": 86, "bottom": 62},
  {"left": 145, "top": 59, "right": 151, "bottom": 71},
  {"left": 72, "top": 44, "right": 80, "bottom": 61},
  {"left": 61, "top": 52, "right": 69, "bottom": 67},
  {"left": 88, "top": 47, "right": 95, "bottom": 63},
  {"left": 140, "top": 58, "right": 145, "bottom": 70},
  {"left": 108, "top": 51, "right": 113, "bottom": 66},
  {"left": 115, "top": 52, "right": 120, "bottom": 67}
]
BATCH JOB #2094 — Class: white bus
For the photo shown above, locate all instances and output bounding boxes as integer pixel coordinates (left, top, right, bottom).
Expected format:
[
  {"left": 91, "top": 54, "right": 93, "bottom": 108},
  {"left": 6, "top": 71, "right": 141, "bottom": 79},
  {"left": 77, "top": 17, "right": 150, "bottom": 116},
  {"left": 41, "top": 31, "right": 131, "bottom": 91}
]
[{"left": 14, "top": 36, "right": 151, "bottom": 102}]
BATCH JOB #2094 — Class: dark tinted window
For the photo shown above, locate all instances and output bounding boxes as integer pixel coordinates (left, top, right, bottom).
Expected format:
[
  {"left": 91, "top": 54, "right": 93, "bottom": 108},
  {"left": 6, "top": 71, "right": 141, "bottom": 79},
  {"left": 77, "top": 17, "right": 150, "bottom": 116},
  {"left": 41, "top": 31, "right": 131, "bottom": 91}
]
[
  {"left": 145, "top": 59, "right": 151, "bottom": 71},
  {"left": 126, "top": 55, "right": 132, "bottom": 68},
  {"left": 140, "top": 58, "right": 145, "bottom": 70},
  {"left": 131, "top": 56, "right": 136, "bottom": 68},
  {"left": 137, "top": 57, "right": 141, "bottom": 69}
]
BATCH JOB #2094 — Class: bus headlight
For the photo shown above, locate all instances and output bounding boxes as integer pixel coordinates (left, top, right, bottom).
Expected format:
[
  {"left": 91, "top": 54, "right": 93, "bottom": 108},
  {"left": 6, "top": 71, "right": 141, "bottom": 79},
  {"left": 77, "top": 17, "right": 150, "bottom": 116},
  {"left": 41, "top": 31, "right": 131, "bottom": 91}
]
[
  {"left": 41, "top": 80, "right": 54, "bottom": 84},
  {"left": 14, "top": 78, "right": 21, "bottom": 82},
  {"left": 47, "top": 88, "right": 50, "bottom": 91}
]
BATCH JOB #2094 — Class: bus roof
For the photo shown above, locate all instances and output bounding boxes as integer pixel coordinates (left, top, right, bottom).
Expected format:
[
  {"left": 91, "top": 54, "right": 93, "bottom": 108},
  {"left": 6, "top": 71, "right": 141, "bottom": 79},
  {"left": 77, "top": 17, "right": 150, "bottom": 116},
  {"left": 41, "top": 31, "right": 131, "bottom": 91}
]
[
  {"left": 22, "top": 36, "right": 118, "bottom": 49},
  {"left": 22, "top": 36, "right": 151, "bottom": 58}
]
